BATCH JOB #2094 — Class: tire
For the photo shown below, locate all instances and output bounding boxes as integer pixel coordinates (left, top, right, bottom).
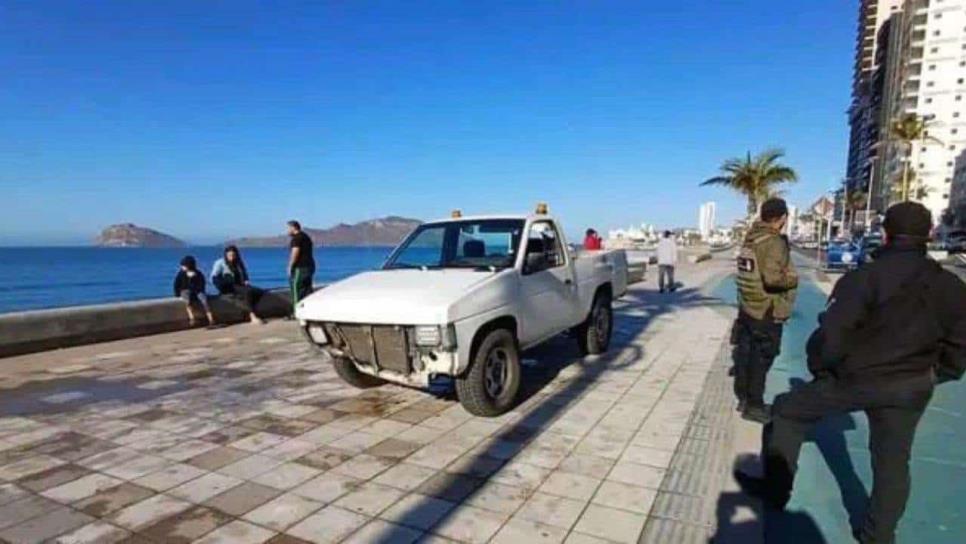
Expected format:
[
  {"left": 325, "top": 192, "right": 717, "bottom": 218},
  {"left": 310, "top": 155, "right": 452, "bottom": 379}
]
[
  {"left": 456, "top": 328, "right": 521, "bottom": 417},
  {"left": 331, "top": 356, "right": 385, "bottom": 389},
  {"left": 577, "top": 291, "right": 613, "bottom": 355}
]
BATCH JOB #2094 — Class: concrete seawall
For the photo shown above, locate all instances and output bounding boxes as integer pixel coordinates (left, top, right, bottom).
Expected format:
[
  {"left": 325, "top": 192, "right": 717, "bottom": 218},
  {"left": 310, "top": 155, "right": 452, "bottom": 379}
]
[{"left": 0, "top": 289, "right": 295, "bottom": 358}]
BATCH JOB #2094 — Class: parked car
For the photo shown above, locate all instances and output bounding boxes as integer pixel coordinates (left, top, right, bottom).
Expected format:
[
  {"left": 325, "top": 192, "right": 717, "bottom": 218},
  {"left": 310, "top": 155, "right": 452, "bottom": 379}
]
[
  {"left": 945, "top": 230, "right": 966, "bottom": 254},
  {"left": 824, "top": 240, "right": 862, "bottom": 272},
  {"left": 858, "top": 233, "right": 884, "bottom": 263},
  {"left": 295, "top": 207, "right": 629, "bottom": 416}
]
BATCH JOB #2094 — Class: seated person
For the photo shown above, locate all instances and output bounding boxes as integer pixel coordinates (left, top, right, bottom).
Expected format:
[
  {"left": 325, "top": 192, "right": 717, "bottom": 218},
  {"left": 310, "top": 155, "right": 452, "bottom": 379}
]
[
  {"left": 211, "top": 245, "right": 265, "bottom": 324},
  {"left": 174, "top": 256, "right": 215, "bottom": 327}
]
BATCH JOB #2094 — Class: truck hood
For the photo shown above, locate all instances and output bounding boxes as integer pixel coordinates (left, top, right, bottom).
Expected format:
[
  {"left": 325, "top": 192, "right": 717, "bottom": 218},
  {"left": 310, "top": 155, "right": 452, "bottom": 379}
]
[{"left": 295, "top": 269, "right": 498, "bottom": 324}]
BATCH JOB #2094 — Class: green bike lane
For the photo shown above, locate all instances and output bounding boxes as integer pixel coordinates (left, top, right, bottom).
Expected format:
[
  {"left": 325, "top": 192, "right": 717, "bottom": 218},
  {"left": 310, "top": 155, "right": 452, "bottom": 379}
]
[{"left": 712, "top": 272, "right": 966, "bottom": 543}]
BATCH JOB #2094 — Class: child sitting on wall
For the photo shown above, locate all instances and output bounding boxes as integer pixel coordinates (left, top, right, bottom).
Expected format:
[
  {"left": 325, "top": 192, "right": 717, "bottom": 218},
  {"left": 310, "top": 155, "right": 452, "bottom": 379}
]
[{"left": 173, "top": 256, "right": 216, "bottom": 327}]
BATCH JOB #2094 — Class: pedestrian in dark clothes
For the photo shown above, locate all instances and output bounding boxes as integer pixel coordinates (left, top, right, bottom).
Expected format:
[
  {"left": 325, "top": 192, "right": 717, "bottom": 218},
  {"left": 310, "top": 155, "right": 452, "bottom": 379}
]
[
  {"left": 736, "top": 202, "right": 966, "bottom": 544},
  {"left": 173, "top": 255, "right": 215, "bottom": 327},
  {"left": 287, "top": 220, "right": 315, "bottom": 312}
]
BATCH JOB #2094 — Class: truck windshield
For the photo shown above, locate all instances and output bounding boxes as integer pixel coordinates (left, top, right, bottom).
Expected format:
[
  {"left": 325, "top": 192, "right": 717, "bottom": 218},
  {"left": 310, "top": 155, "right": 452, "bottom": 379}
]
[{"left": 385, "top": 219, "right": 525, "bottom": 270}]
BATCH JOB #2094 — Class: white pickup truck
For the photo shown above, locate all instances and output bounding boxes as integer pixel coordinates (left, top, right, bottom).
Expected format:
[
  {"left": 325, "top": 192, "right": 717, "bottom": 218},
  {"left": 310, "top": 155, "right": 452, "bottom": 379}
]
[{"left": 296, "top": 209, "right": 629, "bottom": 416}]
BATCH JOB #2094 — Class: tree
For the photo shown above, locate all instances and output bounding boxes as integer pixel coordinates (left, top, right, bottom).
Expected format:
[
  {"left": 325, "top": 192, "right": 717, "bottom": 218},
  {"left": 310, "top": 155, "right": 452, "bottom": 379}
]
[
  {"left": 701, "top": 149, "right": 798, "bottom": 217},
  {"left": 890, "top": 113, "right": 942, "bottom": 201}
]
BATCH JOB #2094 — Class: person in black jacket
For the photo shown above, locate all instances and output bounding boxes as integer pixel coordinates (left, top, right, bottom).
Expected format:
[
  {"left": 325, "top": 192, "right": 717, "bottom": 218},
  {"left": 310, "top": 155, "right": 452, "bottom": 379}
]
[
  {"left": 737, "top": 202, "right": 966, "bottom": 544},
  {"left": 173, "top": 256, "right": 215, "bottom": 327}
]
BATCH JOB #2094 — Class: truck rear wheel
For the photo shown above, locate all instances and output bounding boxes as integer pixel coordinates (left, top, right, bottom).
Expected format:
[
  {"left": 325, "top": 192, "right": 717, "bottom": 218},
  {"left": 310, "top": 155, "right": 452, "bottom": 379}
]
[
  {"left": 578, "top": 291, "right": 612, "bottom": 355},
  {"left": 331, "top": 356, "right": 385, "bottom": 389},
  {"left": 456, "top": 328, "right": 521, "bottom": 417}
]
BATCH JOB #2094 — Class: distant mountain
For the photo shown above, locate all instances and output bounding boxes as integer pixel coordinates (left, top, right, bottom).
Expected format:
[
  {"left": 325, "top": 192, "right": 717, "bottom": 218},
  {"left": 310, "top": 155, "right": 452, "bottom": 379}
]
[
  {"left": 95, "top": 224, "right": 187, "bottom": 248},
  {"left": 227, "top": 216, "right": 422, "bottom": 247}
]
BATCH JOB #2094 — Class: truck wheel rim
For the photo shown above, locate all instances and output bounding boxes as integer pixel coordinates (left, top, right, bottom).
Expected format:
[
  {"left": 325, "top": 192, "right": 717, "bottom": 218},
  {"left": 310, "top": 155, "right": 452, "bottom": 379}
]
[
  {"left": 484, "top": 348, "right": 509, "bottom": 398},
  {"left": 595, "top": 304, "right": 610, "bottom": 344}
]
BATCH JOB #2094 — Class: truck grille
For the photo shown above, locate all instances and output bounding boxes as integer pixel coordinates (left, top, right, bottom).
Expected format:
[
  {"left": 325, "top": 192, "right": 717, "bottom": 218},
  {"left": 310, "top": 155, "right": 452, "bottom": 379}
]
[{"left": 323, "top": 324, "right": 412, "bottom": 375}]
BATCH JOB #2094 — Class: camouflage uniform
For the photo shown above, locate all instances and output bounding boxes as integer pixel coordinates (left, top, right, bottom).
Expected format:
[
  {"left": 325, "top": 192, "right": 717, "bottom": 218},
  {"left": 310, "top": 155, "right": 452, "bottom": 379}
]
[{"left": 732, "top": 221, "right": 798, "bottom": 411}]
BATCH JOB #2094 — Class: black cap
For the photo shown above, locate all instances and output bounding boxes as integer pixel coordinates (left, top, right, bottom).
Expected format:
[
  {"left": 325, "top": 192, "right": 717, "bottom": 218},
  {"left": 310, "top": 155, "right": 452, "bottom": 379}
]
[
  {"left": 883, "top": 201, "right": 932, "bottom": 239},
  {"left": 180, "top": 256, "right": 197, "bottom": 269},
  {"left": 760, "top": 198, "right": 788, "bottom": 222}
]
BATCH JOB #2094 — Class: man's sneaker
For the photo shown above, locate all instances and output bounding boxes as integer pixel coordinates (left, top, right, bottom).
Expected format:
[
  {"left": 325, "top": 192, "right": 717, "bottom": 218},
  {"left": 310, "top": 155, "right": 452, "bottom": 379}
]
[
  {"left": 742, "top": 404, "right": 771, "bottom": 424},
  {"left": 733, "top": 470, "right": 789, "bottom": 511}
]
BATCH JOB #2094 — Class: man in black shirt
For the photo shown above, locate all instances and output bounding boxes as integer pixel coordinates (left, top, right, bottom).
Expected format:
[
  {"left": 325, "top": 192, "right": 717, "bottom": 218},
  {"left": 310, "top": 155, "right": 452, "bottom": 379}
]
[
  {"left": 737, "top": 202, "right": 966, "bottom": 543},
  {"left": 287, "top": 220, "right": 316, "bottom": 311}
]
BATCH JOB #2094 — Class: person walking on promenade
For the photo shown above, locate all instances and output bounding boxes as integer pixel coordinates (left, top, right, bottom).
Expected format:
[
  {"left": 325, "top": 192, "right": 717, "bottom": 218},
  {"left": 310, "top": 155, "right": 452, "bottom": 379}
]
[
  {"left": 211, "top": 245, "right": 265, "bottom": 324},
  {"left": 287, "top": 220, "right": 316, "bottom": 312},
  {"left": 656, "top": 230, "right": 678, "bottom": 293},
  {"left": 583, "top": 228, "right": 603, "bottom": 250},
  {"left": 737, "top": 202, "right": 966, "bottom": 544},
  {"left": 174, "top": 256, "right": 215, "bottom": 327},
  {"left": 732, "top": 197, "right": 798, "bottom": 423}
]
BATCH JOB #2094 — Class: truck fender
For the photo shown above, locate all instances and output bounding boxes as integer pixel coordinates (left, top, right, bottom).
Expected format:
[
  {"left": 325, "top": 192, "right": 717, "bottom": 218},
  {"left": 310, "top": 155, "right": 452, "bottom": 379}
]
[{"left": 465, "top": 316, "right": 519, "bottom": 375}]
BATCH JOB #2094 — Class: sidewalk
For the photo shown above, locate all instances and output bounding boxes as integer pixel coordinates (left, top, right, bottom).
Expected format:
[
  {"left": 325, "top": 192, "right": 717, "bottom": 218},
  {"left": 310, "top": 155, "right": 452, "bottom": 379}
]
[{"left": 0, "top": 260, "right": 735, "bottom": 544}]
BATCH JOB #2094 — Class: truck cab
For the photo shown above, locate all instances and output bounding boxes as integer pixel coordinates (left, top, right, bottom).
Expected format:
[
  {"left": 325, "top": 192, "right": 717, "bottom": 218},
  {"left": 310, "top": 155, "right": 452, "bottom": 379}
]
[{"left": 296, "top": 207, "right": 628, "bottom": 416}]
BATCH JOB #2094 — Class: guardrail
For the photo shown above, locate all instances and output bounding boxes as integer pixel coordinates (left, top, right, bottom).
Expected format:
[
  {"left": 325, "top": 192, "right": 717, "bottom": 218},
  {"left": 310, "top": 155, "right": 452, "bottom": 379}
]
[{"left": 0, "top": 288, "right": 296, "bottom": 358}]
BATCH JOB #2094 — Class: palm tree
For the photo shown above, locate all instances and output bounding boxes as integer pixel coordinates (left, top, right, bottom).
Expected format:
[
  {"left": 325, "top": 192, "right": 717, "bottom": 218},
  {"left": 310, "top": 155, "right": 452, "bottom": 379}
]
[
  {"left": 890, "top": 113, "right": 942, "bottom": 201},
  {"left": 701, "top": 148, "right": 798, "bottom": 217}
]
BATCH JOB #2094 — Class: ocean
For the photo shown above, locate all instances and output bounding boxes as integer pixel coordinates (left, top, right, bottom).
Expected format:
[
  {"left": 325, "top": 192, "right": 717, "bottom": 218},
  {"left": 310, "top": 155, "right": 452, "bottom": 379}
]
[{"left": 0, "top": 246, "right": 394, "bottom": 314}]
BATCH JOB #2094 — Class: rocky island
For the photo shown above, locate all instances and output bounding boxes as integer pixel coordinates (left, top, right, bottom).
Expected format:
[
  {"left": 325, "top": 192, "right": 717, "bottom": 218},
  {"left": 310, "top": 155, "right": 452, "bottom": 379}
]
[
  {"left": 228, "top": 216, "right": 421, "bottom": 247},
  {"left": 95, "top": 224, "right": 187, "bottom": 248}
]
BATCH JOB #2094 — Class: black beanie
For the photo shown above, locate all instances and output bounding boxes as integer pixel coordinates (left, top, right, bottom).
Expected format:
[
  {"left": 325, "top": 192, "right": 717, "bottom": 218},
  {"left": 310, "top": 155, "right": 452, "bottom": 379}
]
[
  {"left": 180, "top": 256, "right": 197, "bottom": 270},
  {"left": 760, "top": 198, "right": 789, "bottom": 222},
  {"left": 883, "top": 202, "right": 932, "bottom": 239}
]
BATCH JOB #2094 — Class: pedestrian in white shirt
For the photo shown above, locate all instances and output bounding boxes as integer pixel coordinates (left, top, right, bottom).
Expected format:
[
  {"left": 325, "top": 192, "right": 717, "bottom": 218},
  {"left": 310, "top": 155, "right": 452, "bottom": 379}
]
[{"left": 656, "top": 231, "right": 678, "bottom": 293}]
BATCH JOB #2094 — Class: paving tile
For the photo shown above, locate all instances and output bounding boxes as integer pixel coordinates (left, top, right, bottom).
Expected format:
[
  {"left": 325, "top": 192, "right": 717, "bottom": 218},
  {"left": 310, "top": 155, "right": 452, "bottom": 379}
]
[
  {"left": 537, "top": 471, "right": 601, "bottom": 501},
  {"left": 140, "top": 505, "right": 232, "bottom": 543},
  {"left": 42, "top": 473, "right": 124, "bottom": 504},
  {"left": 557, "top": 454, "right": 616, "bottom": 480},
  {"left": 16, "top": 463, "right": 90, "bottom": 492},
  {"left": 606, "top": 461, "right": 666, "bottom": 489},
  {"left": 0, "top": 494, "right": 63, "bottom": 529},
  {"left": 373, "top": 463, "right": 438, "bottom": 492},
  {"left": 50, "top": 520, "right": 130, "bottom": 543},
  {"left": 204, "top": 481, "right": 282, "bottom": 516},
  {"left": 0, "top": 506, "right": 93, "bottom": 544},
  {"left": 592, "top": 481, "right": 658, "bottom": 515},
  {"left": 515, "top": 492, "right": 586, "bottom": 530},
  {"left": 431, "top": 503, "right": 506, "bottom": 544},
  {"left": 108, "top": 494, "right": 193, "bottom": 531},
  {"left": 295, "top": 448, "right": 351, "bottom": 472},
  {"left": 564, "top": 531, "right": 612, "bottom": 543},
  {"left": 573, "top": 504, "right": 647, "bottom": 543},
  {"left": 287, "top": 505, "right": 369, "bottom": 544},
  {"left": 261, "top": 439, "right": 318, "bottom": 462},
  {"left": 366, "top": 438, "right": 421, "bottom": 460},
  {"left": 416, "top": 472, "right": 483, "bottom": 502},
  {"left": 200, "top": 426, "right": 258, "bottom": 446},
  {"left": 216, "top": 454, "right": 285, "bottom": 480},
  {"left": 101, "top": 454, "right": 172, "bottom": 481},
  {"left": 74, "top": 483, "right": 154, "bottom": 517},
  {"left": 0, "top": 454, "right": 66, "bottom": 481},
  {"left": 193, "top": 519, "right": 276, "bottom": 544},
  {"left": 133, "top": 463, "right": 207, "bottom": 492},
  {"left": 621, "top": 445, "right": 674, "bottom": 469},
  {"left": 250, "top": 462, "right": 321, "bottom": 490},
  {"left": 342, "top": 519, "right": 422, "bottom": 544},
  {"left": 265, "top": 536, "right": 314, "bottom": 544},
  {"left": 159, "top": 439, "right": 221, "bottom": 462},
  {"left": 187, "top": 446, "right": 251, "bottom": 471},
  {"left": 169, "top": 472, "right": 243, "bottom": 503},
  {"left": 299, "top": 409, "right": 339, "bottom": 425},
  {"left": 330, "top": 453, "right": 394, "bottom": 480},
  {"left": 491, "top": 517, "right": 568, "bottom": 544},
  {"left": 229, "top": 432, "right": 290, "bottom": 453},
  {"left": 379, "top": 493, "right": 456, "bottom": 531},
  {"left": 291, "top": 471, "right": 362, "bottom": 503},
  {"left": 0, "top": 483, "right": 29, "bottom": 506},
  {"left": 490, "top": 461, "right": 551, "bottom": 492},
  {"left": 243, "top": 492, "right": 324, "bottom": 531},
  {"left": 334, "top": 482, "right": 406, "bottom": 516},
  {"left": 465, "top": 481, "right": 529, "bottom": 514}
]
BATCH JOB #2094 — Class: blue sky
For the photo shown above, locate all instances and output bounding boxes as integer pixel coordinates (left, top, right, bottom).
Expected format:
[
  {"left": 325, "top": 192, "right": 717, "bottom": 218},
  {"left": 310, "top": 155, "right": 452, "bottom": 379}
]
[{"left": 1, "top": 1, "right": 855, "bottom": 245}]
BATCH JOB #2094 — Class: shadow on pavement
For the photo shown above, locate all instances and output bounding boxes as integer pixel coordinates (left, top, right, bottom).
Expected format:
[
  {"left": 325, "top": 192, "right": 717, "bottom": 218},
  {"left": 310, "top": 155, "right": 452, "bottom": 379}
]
[{"left": 373, "top": 285, "right": 727, "bottom": 543}]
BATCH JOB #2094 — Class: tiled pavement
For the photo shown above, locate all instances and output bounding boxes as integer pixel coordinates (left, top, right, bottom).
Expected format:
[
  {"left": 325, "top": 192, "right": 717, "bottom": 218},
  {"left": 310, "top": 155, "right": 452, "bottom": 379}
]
[{"left": 0, "top": 261, "right": 734, "bottom": 543}]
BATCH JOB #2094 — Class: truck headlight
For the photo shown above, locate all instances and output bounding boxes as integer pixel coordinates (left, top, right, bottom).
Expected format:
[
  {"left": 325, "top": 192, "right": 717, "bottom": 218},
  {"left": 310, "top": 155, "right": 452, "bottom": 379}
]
[
  {"left": 415, "top": 326, "right": 442, "bottom": 347},
  {"left": 306, "top": 324, "right": 328, "bottom": 345},
  {"left": 414, "top": 325, "right": 457, "bottom": 350},
  {"left": 841, "top": 252, "right": 853, "bottom": 264}
]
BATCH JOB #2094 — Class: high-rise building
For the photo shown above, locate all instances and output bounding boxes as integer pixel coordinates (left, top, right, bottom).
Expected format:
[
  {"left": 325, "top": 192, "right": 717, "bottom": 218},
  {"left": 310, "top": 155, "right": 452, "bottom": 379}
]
[
  {"left": 845, "top": 1, "right": 905, "bottom": 203},
  {"left": 698, "top": 202, "right": 716, "bottom": 240},
  {"left": 870, "top": 0, "right": 966, "bottom": 223},
  {"left": 950, "top": 150, "right": 966, "bottom": 226},
  {"left": 785, "top": 205, "right": 800, "bottom": 238}
]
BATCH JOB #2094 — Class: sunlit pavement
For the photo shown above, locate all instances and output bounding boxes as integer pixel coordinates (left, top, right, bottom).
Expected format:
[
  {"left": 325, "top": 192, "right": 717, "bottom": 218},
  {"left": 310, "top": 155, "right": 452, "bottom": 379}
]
[{"left": 0, "top": 261, "right": 735, "bottom": 544}]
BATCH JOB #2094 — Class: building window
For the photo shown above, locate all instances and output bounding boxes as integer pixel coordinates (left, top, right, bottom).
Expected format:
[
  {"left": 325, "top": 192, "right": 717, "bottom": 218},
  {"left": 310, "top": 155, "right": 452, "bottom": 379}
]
[
  {"left": 927, "top": 81, "right": 935, "bottom": 87},
  {"left": 955, "top": 112, "right": 962, "bottom": 118},
  {"left": 926, "top": 98, "right": 934, "bottom": 103},
  {"left": 934, "top": 30, "right": 941, "bottom": 36},
  {"left": 954, "top": 129, "right": 960, "bottom": 135},
  {"left": 931, "top": 47, "right": 939, "bottom": 53},
  {"left": 944, "top": 194, "right": 950, "bottom": 199},
  {"left": 929, "top": 64, "right": 936, "bottom": 70},
  {"left": 960, "top": 79, "right": 965, "bottom": 84},
  {"left": 958, "top": 95, "right": 963, "bottom": 101}
]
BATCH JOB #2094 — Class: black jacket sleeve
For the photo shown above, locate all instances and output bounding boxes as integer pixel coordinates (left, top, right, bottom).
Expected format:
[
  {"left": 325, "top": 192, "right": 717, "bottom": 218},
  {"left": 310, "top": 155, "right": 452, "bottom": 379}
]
[
  {"left": 173, "top": 271, "right": 184, "bottom": 297},
  {"left": 937, "top": 273, "right": 966, "bottom": 383},
  {"left": 814, "top": 269, "right": 874, "bottom": 370}
]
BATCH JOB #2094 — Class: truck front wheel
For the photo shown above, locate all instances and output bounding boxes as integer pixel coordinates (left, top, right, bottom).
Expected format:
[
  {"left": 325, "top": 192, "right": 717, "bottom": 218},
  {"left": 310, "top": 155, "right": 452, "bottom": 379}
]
[
  {"left": 578, "top": 291, "right": 613, "bottom": 355},
  {"left": 331, "top": 356, "right": 385, "bottom": 389},
  {"left": 456, "top": 329, "right": 521, "bottom": 417}
]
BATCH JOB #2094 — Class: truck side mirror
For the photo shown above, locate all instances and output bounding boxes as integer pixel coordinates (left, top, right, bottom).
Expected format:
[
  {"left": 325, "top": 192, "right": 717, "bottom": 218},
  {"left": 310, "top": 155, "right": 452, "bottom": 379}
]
[{"left": 524, "top": 252, "right": 547, "bottom": 274}]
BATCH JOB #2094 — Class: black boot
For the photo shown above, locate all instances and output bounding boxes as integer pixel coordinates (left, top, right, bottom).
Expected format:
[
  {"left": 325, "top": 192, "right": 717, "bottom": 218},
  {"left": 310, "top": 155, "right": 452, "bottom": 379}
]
[
  {"left": 733, "top": 470, "right": 790, "bottom": 511},
  {"left": 742, "top": 403, "right": 771, "bottom": 424}
]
